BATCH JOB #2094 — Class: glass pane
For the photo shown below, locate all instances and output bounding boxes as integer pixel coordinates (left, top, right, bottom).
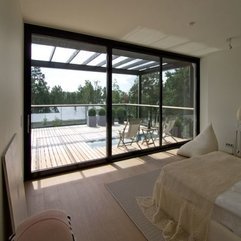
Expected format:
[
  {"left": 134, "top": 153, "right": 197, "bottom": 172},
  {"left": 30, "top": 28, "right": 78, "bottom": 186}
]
[
  {"left": 112, "top": 49, "right": 160, "bottom": 154},
  {"left": 51, "top": 47, "right": 76, "bottom": 63},
  {"left": 31, "top": 34, "right": 107, "bottom": 172},
  {"left": 162, "top": 58, "right": 196, "bottom": 145},
  {"left": 31, "top": 44, "right": 54, "bottom": 61},
  {"left": 140, "top": 71, "right": 160, "bottom": 146}
]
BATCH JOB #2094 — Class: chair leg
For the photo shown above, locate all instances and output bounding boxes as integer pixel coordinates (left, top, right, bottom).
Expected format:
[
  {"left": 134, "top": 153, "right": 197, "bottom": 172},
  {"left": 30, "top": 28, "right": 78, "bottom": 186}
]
[
  {"left": 118, "top": 138, "right": 124, "bottom": 147},
  {"left": 162, "top": 133, "right": 177, "bottom": 143},
  {"left": 130, "top": 137, "right": 141, "bottom": 149},
  {"left": 117, "top": 133, "right": 124, "bottom": 147},
  {"left": 170, "top": 135, "right": 177, "bottom": 142},
  {"left": 136, "top": 140, "right": 141, "bottom": 149},
  {"left": 118, "top": 137, "right": 141, "bottom": 149}
]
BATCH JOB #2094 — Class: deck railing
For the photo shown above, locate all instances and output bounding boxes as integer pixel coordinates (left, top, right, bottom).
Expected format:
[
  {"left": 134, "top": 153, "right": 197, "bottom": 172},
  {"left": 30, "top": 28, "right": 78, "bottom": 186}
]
[{"left": 31, "top": 103, "right": 195, "bottom": 139}]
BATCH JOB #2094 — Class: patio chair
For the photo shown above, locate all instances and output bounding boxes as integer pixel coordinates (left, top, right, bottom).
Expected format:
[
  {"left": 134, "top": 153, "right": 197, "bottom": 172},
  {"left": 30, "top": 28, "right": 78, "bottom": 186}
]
[
  {"left": 117, "top": 118, "right": 141, "bottom": 148},
  {"left": 162, "top": 118, "right": 177, "bottom": 143}
]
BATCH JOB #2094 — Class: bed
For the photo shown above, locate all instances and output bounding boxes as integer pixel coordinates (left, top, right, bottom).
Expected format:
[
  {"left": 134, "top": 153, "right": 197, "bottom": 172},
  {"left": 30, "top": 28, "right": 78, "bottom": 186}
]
[{"left": 137, "top": 151, "right": 241, "bottom": 241}]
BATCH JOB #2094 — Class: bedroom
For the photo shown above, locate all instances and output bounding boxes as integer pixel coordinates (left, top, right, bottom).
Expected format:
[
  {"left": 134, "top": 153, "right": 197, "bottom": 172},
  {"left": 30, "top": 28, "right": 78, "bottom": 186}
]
[{"left": 1, "top": 0, "right": 241, "bottom": 240}]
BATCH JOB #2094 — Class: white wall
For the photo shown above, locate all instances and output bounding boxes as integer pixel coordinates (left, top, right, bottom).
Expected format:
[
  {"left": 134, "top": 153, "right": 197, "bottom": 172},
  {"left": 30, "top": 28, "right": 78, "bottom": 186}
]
[
  {"left": 0, "top": 0, "right": 23, "bottom": 240},
  {"left": 200, "top": 45, "right": 241, "bottom": 153}
]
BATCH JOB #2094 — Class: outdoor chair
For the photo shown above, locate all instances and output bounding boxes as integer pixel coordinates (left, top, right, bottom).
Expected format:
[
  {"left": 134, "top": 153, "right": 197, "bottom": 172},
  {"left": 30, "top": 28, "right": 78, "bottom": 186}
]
[
  {"left": 162, "top": 118, "right": 177, "bottom": 143},
  {"left": 117, "top": 118, "right": 141, "bottom": 148}
]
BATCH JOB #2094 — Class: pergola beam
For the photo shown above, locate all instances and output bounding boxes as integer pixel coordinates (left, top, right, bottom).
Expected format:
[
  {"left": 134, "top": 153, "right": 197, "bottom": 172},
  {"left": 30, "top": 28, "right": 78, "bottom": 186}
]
[{"left": 31, "top": 60, "right": 140, "bottom": 75}]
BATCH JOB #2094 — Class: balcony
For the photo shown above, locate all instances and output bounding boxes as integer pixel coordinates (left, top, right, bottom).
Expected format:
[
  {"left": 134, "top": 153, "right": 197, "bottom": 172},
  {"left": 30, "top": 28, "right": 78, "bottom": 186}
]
[{"left": 31, "top": 104, "right": 194, "bottom": 172}]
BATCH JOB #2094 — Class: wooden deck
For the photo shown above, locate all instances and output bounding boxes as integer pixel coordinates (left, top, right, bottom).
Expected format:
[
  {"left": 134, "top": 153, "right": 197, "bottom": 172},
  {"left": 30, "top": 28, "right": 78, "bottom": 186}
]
[{"left": 31, "top": 124, "right": 178, "bottom": 172}]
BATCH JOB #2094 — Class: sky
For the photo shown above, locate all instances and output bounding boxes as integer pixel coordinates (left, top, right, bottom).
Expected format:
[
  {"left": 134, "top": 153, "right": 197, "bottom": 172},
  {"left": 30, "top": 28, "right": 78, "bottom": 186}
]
[
  {"left": 32, "top": 43, "right": 166, "bottom": 93},
  {"left": 32, "top": 44, "right": 137, "bottom": 93},
  {"left": 41, "top": 67, "right": 137, "bottom": 93}
]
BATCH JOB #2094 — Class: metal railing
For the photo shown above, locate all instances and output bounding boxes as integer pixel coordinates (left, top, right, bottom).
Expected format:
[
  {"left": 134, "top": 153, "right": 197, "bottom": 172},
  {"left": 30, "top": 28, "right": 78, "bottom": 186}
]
[{"left": 31, "top": 103, "right": 195, "bottom": 139}]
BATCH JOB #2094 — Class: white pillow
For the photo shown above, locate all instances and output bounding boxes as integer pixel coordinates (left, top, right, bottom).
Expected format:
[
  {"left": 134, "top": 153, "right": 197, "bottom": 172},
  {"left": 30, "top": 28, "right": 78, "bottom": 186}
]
[{"left": 177, "top": 123, "right": 218, "bottom": 157}]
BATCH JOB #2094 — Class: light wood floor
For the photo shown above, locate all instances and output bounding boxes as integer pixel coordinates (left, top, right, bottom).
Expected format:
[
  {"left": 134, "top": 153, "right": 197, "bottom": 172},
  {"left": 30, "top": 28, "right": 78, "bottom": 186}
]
[{"left": 25, "top": 150, "right": 185, "bottom": 241}]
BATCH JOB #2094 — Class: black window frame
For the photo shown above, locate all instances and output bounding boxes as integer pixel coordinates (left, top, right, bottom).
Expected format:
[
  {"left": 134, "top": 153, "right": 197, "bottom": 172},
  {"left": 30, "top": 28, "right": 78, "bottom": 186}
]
[{"left": 24, "top": 24, "right": 200, "bottom": 180}]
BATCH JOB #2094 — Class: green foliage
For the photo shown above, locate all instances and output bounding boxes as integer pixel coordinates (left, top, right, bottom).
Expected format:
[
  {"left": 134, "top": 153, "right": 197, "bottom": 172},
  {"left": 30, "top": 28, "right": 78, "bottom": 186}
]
[
  {"left": 141, "top": 72, "right": 160, "bottom": 105},
  {"left": 116, "top": 107, "right": 126, "bottom": 124},
  {"left": 65, "top": 92, "right": 77, "bottom": 104},
  {"left": 129, "top": 73, "right": 160, "bottom": 106},
  {"left": 112, "top": 79, "right": 128, "bottom": 103},
  {"left": 43, "top": 117, "right": 48, "bottom": 126},
  {"left": 31, "top": 67, "right": 50, "bottom": 105},
  {"left": 129, "top": 73, "right": 160, "bottom": 121},
  {"left": 77, "top": 80, "right": 105, "bottom": 104},
  {"left": 52, "top": 117, "right": 62, "bottom": 126},
  {"left": 162, "top": 67, "right": 193, "bottom": 119},
  {"left": 88, "top": 108, "right": 96, "bottom": 116},
  {"left": 50, "top": 85, "right": 64, "bottom": 104},
  {"left": 128, "top": 78, "right": 139, "bottom": 104},
  {"left": 77, "top": 80, "right": 95, "bottom": 104},
  {"left": 163, "top": 67, "right": 192, "bottom": 107},
  {"left": 98, "top": 108, "right": 106, "bottom": 116},
  {"left": 31, "top": 68, "right": 106, "bottom": 106}
]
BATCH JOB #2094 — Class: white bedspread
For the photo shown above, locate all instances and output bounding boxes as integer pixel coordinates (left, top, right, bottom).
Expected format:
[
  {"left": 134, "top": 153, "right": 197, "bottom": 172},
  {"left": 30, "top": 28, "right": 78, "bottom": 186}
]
[
  {"left": 137, "top": 151, "right": 241, "bottom": 241},
  {"left": 216, "top": 181, "right": 241, "bottom": 217},
  {"left": 214, "top": 180, "right": 241, "bottom": 236}
]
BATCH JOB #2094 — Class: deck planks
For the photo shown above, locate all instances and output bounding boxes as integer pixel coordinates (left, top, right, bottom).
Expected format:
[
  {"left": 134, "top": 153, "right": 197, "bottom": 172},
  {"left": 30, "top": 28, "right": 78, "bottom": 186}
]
[
  {"left": 31, "top": 125, "right": 118, "bottom": 172},
  {"left": 31, "top": 124, "right": 180, "bottom": 172}
]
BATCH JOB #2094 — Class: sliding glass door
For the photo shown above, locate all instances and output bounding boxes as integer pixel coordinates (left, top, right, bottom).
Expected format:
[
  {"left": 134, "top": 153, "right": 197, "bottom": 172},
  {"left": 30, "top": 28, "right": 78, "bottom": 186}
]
[
  {"left": 30, "top": 34, "right": 107, "bottom": 173},
  {"left": 24, "top": 24, "right": 199, "bottom": 179}
]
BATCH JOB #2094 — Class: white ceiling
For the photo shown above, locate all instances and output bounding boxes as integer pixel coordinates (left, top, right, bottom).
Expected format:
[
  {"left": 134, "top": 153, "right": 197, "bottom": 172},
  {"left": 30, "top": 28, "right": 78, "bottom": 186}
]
[{"left": 19, "top": 0, "right": 241, "bottom": 57}]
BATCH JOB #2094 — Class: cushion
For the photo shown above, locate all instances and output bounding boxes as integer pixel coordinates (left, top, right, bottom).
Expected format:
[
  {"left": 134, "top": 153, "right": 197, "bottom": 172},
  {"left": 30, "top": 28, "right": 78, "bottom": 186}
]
[{"left": 177, "top": 123, "right": 218, "bottom": 157}]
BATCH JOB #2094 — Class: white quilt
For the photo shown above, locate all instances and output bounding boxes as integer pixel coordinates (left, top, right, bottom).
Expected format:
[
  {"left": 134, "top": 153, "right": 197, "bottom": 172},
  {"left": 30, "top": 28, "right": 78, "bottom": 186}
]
[
  {"left": 137, "top": 151, "right": 241, "bottom": 241},
  {"left": 214, "top": 180, "right": 241, "bottom": 236}
]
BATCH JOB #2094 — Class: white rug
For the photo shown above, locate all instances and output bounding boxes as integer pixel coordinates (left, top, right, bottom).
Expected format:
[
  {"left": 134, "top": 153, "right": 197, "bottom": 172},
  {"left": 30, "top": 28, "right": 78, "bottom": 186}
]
[{"left": 106, "top": 169, "right": 165, "bottom": 241}]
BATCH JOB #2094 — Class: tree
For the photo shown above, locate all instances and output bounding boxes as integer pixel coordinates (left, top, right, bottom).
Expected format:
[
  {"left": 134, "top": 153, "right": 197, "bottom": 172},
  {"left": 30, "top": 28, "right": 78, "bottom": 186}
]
[
  {"left": 31, "top": 67, "right": 50, "bottom": 105},
  {"left": 141, "top": 72, "right": 160, "bottom": 105},
  {"left": 129, "top": 72, "right": 160, "bottom": 105},
  {"left": 50, "top": 85, "right": 64, "bottom": 104},
  {"left": 162, "top": 67, "right": 193, "bottom": 133},
  {"left": 94, "top": 81, "right": 105, "bottom": 104},
  {"left": 112, "top": 79, "right": 126, "bottom": 103},
  {"left": 163, "top": 67, "right": 192, "bottom": 107},
  {"left": 65, "top": 91, "right": 77, "bottom": 104},
  {"left": 77, "top": 80, "right": 95, "bottom": 104},
  {"left": 129, "top": 78, "right": 139, "bottom": 104},
  {"left": 129, "top": 73, "right": 160, "bottom": 121}
]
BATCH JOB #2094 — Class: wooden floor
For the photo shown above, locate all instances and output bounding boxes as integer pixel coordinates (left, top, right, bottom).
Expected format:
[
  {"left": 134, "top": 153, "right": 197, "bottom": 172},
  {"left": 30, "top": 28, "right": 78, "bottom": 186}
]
[
  {"left": 25, "top": 150, "right": 185, "bottom": 241},
  {"left": 31, "top": 124, "right": 179, "bottom": 172}
]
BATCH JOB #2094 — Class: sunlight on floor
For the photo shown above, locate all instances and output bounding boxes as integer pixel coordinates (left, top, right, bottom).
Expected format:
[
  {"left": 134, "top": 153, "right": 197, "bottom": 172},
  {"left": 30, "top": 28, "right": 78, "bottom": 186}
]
[
  {"left": 31, "top": 153, "right": 174, "bottom": 190},
  {"left": 114, "top": 158, "right": 145, "bottom": 169},
  {"left": 82, "top": 165, "right": 117, "bottom": 177},
  {"left": 32, "top": 171, "right": 84, "bottom": 190}
]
